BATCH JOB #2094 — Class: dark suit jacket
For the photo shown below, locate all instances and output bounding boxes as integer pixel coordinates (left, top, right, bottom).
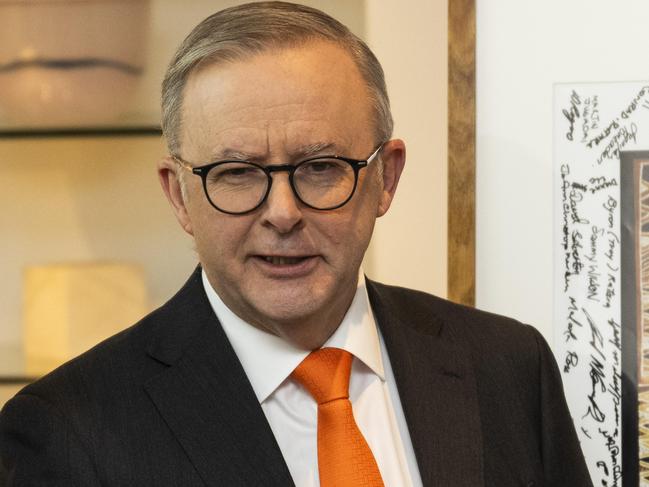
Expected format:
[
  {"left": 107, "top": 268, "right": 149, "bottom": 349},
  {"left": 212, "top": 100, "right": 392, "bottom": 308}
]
[{"left": 0, "top": 267, "right": 592, "bottom": 486}]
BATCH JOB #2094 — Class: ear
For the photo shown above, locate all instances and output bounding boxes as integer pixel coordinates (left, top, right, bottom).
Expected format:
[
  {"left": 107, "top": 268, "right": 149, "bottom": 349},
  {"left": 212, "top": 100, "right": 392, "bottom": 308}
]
[
  {"left": 376, "top": 139, "right": 406, "bottom": 217},
  {"left": 157, "top": 155, "right": 194, "bottom": 236}
]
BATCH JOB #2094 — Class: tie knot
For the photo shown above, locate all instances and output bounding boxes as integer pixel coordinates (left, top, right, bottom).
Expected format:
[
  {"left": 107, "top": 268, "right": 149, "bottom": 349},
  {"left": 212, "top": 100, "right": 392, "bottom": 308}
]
[{"left": 292, "top": 347, "right": 353, "bottom": 404}]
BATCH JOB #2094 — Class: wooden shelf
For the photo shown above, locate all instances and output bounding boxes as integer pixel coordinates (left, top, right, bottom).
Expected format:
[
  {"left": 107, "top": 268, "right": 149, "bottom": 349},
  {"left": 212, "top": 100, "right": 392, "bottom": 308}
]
[
  {"left": 0, "top": 126, "right": 162, "bottom": 139},
  {"left": 0, "top": 345, "right": 36, "bottom": 384}
]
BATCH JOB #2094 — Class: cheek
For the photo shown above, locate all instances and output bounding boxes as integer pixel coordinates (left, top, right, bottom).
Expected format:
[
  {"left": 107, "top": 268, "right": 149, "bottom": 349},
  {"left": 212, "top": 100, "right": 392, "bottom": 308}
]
[
  {"left": 189, "top": 210, "right": 251, "bottom": 265},
  {"left": 348, "top": 191, "right": 381, "bottom": 250},
  {"left": 349, "top": 179, "right": 381, "bottom": 230},
  {"left": 317, "top": 203, "right": 377, "bottom": 262}
]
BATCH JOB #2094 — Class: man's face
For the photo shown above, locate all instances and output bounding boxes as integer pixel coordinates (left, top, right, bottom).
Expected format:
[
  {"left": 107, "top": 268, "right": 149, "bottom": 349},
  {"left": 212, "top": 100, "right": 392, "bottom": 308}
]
[{"left": 159, "top": 41, "right": 404, "bottom": 348}]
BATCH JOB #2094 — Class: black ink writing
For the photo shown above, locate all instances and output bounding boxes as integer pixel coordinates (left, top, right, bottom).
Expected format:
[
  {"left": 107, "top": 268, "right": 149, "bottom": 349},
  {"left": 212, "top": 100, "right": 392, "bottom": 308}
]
[
  {"left": 581, "top": 96, "right": 600, "bottom": 142},
  {"left": 586, "top": 226, "right": 603, "bottom": 263},
  {"left": 564, "top": 351, "right": 579, "bottom": 373},
  {"left": 603, "top": 196, "right": 617, "bottom": 229},
  {"left": 587, "top": 264, "right": 601, "bottom": 302},
  {"left": 596, "top": 123, "right": 638, "bottom": 165},
  {"left": 565, "top": 296, "right": 583, "bottom": 342},
  {"left": 599, "top": 428, "right": 621, "bottom": 487},
  {"left": 620, "top": 85, "right": 649, "bottom": 119},
  {"left": 589, "top": 176, "right": 618, "bottom": 194},
  {"left": 569, "top": 184, "right": 589, "bottom": 224},
  {"left": 583, "top": 354, "right": 606, "bottom": 423},
  {"left": 583, "top": 307, "right": 606, "bottom": 360},
  {"left": 605, "top": 231, "right": 619, "bottom": 272},
  {"left": 561, "top": 164, "right": 572, "bottom": 291},
  {"left": 563, "top": 90, "right": 581, "bottom": 141},
  {"left": 586, "top": 118, "right": 620, "bottom": 148},
  {"left": 572, "top": 230, "right": 584, "bottom": 277},
  {"left": 607, "top": 319, "right": 622, "bottom": 431},
  {"left": 604, "top": 274, "right": 616, "bottom": 309},
  {"left": 608, "top": 318, "right": 621, "bottom": 352}
]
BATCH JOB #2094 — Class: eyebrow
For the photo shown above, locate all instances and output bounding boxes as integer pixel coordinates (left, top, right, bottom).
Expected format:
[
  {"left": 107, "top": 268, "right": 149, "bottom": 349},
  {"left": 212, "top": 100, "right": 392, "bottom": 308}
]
[
  {"left": 297, "top": 142, "right": 339, "bottom": 157},
  {"left": 208, "top": 142, "right": 342, "bottom": 162},
  {"left": 209, "top": 148, "right": 256, "bottom": 161}
]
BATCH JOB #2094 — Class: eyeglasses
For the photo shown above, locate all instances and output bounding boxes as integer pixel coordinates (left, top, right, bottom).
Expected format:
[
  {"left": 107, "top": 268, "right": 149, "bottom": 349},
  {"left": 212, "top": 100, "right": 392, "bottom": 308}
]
[{"left": 171, "top": 143, "right": 384, "bottom": 215}]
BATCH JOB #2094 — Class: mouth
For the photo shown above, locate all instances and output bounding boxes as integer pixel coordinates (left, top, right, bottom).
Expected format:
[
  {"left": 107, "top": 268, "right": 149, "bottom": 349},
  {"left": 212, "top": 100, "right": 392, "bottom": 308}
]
[
  {"left": 259, "top": 255, "right": 311, "bottom": 265},
  {"left": 252, "top": 254, "right": 320, "bottom": 277}
]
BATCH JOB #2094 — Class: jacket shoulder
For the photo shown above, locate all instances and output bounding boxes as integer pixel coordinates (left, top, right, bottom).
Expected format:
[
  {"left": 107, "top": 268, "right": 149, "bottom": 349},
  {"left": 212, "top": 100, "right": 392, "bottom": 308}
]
[
  {"left": 366, "top": 279, "right": 543, "bottom": 350},
  {"left": 15, "top": 306, "right": 163, "bottom": 406},
  {"left": 15, "top": 268, "right": 208, "bottom": 407}
]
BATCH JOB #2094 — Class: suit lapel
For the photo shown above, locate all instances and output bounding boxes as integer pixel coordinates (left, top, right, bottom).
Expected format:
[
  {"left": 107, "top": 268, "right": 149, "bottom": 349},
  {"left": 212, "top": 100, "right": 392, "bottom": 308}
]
[
  {"left": 143, "top": 269, "right": 294, "bottom": 487},
  {"left": 367, "top": 280, "right": 485, "bottom": 487}
]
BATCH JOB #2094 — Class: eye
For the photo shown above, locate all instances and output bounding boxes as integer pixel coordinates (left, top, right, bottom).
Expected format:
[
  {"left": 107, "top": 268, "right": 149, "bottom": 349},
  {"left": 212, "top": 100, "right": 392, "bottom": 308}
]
[
  {"left": 207, "top": 162, "right": 265, "bottom": 185},
  {"left": 221, "top": 166, "right": 257, "bottom": 177},
  {"left": 300, "top": 158, "right": 347, "bottom": 174}
]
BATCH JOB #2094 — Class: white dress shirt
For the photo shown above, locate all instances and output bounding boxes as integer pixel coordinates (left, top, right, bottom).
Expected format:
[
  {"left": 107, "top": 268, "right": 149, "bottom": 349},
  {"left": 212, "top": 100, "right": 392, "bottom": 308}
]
[{"left": 202, "top": 270, "right": 423, "bottom": 487}]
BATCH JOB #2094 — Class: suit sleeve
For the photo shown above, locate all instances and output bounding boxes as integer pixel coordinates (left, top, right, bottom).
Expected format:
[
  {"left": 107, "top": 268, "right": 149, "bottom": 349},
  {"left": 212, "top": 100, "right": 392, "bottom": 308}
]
[
  {"left": 531, "top": 327, "right": 594, "bottom": 487},
  {"left": 0, "top": 392, "right": 100, "bottom": 486}
]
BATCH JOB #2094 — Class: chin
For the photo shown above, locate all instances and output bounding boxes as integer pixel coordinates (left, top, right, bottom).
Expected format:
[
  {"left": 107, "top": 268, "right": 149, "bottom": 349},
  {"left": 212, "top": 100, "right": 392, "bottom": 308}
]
[
  {"left": 248, "top": 285, "right": 332, "bottom": 324},
  {"left": 255, "top": 293, "right": 324, "bottom": 320}
]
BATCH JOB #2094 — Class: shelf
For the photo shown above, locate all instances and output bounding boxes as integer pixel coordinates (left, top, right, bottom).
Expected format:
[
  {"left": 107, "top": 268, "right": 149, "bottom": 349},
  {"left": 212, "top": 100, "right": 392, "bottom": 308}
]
[
  {"left": 0, "top": 376, "right": 37, "bottom": 385},
  {"left": 0, "top": 345, "right": 36, "bottom": 384},
  {"left": 0, "top": 126, "right": 162, "bottom": 139}
]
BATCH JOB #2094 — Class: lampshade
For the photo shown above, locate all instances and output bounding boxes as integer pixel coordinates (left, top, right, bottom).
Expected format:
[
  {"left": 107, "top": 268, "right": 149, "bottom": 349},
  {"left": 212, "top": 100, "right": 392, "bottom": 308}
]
[
  {"left": 0, "top": 0, "right": 150, "bottom": 127},
  {"left": 23, "top": 262, "right": 148, "bottom": 376}
]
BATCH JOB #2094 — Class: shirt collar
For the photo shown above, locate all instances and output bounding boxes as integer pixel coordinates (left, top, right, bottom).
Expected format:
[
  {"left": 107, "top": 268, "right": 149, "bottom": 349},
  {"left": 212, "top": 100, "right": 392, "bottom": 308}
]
[{"left": 201, "top": 269, "right": 385, "bottom": 403}]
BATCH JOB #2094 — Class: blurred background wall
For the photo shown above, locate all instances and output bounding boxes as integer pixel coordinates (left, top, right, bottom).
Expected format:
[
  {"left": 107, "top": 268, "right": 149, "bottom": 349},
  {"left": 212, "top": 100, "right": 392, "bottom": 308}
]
[{"left": 0, "top": 0, "right": 448, "bottom": 401}]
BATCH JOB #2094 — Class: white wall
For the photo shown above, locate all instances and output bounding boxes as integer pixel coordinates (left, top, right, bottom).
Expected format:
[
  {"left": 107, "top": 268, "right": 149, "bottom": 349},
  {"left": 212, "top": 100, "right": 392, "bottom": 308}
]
[
  {"left": 476, "top": 0, "right": 649, "bottom": 342},
  {"left": 364, "top": 0, "right": 448, "bottom": 297}
]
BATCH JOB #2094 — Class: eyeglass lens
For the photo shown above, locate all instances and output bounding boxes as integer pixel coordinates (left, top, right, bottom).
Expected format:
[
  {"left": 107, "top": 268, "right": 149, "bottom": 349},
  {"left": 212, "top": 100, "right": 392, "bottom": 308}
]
[{"left": 204, "top": 158, "right": 356, "bottom": 213}]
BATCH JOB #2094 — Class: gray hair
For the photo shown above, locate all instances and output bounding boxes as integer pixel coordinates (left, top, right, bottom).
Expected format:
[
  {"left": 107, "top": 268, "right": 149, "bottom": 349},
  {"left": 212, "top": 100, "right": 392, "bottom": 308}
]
[{"left": 161, "top": 1, "right": 393, "bottom": 156}]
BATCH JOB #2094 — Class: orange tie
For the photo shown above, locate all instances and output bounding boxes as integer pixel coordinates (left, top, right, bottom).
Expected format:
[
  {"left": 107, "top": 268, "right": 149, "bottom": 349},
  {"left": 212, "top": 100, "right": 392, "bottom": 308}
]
[{"left": 292, "top": 347, "right": 384, "bottom": 487}]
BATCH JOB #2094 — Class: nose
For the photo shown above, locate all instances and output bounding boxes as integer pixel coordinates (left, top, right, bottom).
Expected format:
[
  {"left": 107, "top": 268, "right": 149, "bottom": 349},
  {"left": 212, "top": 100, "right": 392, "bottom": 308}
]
[{"left": 260, "top": 172, "right": 304, "bottom": 233}]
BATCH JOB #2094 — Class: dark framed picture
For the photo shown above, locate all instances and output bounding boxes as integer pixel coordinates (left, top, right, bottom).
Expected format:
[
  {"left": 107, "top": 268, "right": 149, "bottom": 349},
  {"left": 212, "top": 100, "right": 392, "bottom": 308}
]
[{"left": 621, "top": 150, "right": 649, "bottom": 487}]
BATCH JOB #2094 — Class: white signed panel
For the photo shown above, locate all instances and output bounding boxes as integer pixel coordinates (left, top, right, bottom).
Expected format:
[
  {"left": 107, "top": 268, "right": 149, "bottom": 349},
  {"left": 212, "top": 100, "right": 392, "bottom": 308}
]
[{"left": 554, "top": 82, "right": 649, "bottom": 486}]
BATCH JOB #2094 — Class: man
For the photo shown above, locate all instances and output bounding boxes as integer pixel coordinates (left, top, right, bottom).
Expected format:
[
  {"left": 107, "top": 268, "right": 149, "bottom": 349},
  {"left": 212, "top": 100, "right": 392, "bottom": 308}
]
[{"left": 0, "top": 2, "right": 592, "bottom": 486}]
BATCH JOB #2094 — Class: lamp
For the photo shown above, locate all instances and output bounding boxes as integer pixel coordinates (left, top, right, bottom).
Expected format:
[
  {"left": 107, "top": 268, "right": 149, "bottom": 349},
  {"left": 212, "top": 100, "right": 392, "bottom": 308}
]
[
  {"left": 0, "top": 0, "right": 150, "bottom": 127},
  {"left": 23, "top": 262, "right": 148, "bottom": 375}
]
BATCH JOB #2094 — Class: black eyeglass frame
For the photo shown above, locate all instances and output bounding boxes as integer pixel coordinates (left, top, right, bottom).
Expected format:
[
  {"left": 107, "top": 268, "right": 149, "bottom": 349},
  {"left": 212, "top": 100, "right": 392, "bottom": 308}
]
[{"left": 171, "top": 143, "right": 384, "bottom": 215}]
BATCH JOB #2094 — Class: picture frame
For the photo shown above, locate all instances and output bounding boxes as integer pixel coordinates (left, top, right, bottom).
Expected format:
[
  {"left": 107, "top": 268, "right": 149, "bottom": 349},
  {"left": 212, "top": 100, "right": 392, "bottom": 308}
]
[
  {"left": 620, "top": 150, "right": 649, "bottom": 486},
  {"left": 448, "top": 0, "right": 476, "bottom": 306}
]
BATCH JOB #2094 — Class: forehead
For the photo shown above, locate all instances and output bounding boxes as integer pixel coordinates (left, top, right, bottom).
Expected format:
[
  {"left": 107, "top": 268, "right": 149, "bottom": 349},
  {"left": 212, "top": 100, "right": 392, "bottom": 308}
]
[{"left": 178, "top": 41, "right": 374, "bottom": 160}]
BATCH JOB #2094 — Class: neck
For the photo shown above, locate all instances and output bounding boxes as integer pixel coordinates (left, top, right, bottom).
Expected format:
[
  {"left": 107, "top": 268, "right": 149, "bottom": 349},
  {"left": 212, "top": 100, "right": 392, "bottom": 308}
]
[{"left": 268, "top": 304, "right": 351, "bottom": 350}]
